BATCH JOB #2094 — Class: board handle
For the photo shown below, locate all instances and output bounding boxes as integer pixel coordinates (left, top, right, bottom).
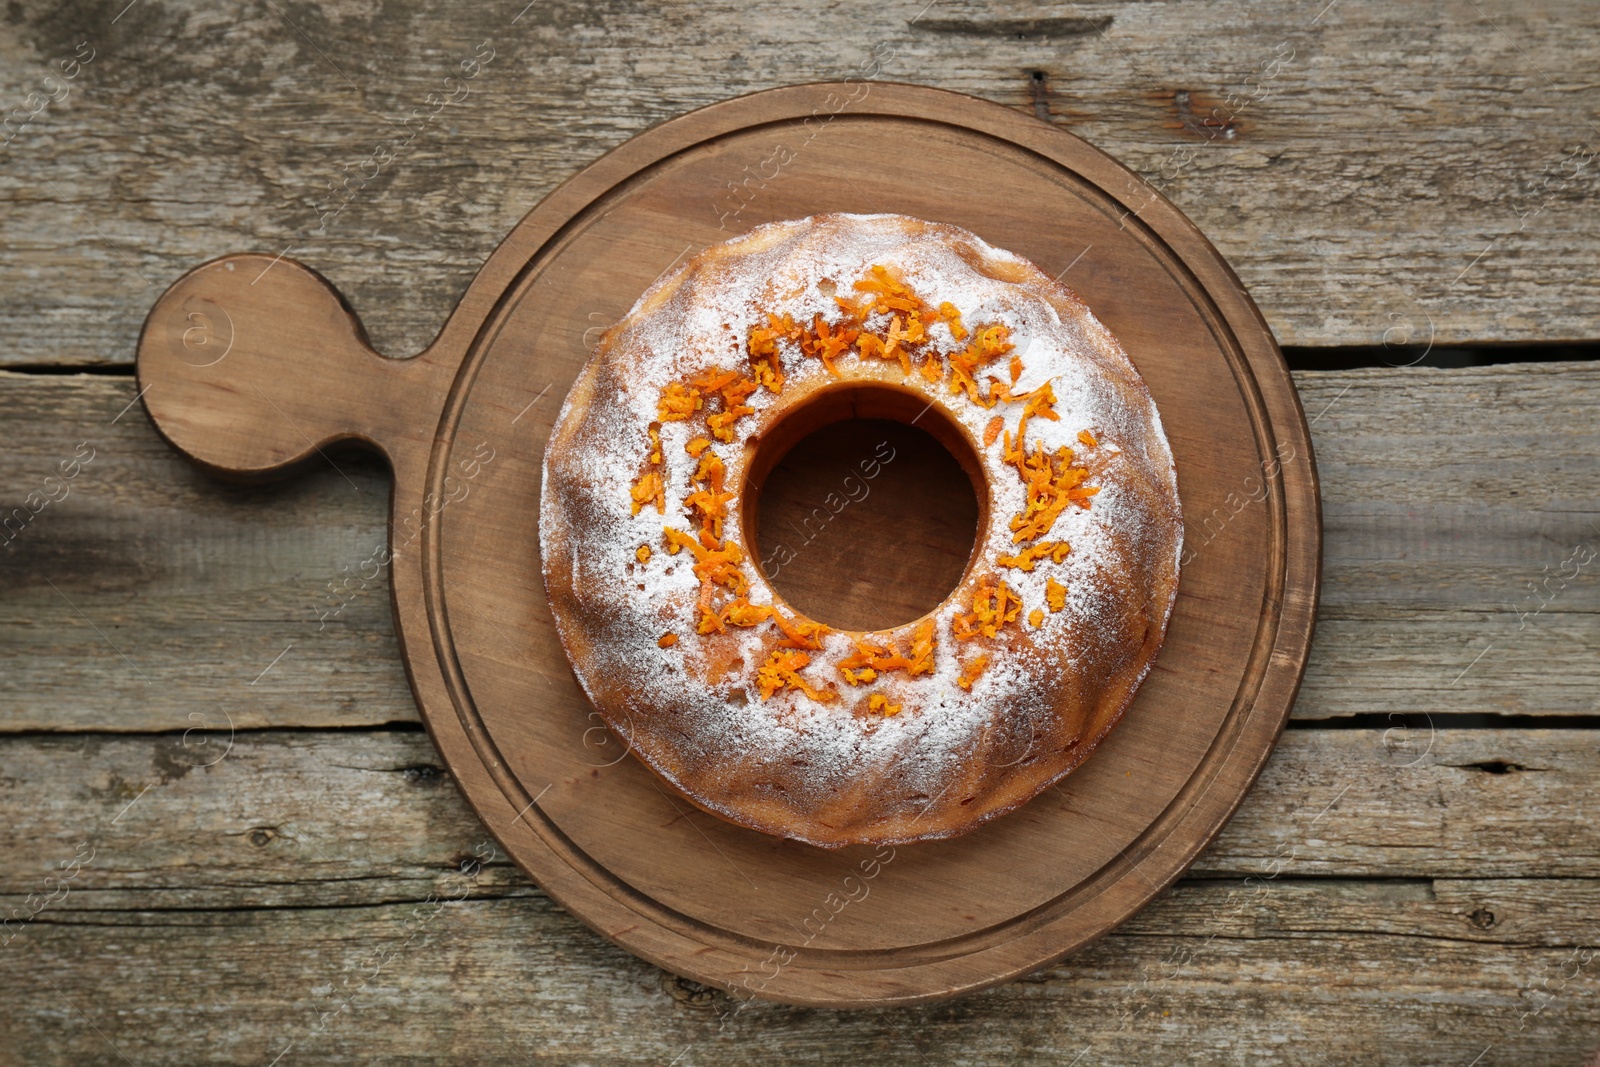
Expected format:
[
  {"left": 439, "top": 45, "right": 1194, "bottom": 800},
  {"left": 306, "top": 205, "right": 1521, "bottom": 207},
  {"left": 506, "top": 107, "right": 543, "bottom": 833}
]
[{"left": 136, "top": 253, "right": 448, "bottom": 482}]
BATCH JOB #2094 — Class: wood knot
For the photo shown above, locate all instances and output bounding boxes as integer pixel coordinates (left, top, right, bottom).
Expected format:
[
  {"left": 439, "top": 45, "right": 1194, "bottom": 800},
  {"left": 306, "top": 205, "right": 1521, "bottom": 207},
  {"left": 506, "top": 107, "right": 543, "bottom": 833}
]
[
  {"left": 1468, "top": 908, "right": 1497, "bottom": 929},
  {"left": 660, "top": 972, "right": 722, "bottom": 1010},
  {"left": 248, "top": 827, "right": 277, "bottom": 847}
]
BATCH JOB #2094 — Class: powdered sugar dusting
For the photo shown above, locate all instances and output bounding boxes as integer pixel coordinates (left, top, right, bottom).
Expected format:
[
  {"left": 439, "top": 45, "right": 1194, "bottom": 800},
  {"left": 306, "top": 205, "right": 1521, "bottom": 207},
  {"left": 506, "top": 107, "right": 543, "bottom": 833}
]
[{"left": 540, "top": 214, "right": 1182, "bottom": 843}]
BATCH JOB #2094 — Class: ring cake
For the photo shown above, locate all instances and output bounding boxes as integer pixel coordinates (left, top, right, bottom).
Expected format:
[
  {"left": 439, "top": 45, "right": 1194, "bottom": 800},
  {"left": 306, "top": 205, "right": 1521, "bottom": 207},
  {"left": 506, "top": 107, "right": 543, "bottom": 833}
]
[{"left": 540, "top": 213, "right": 1182, "bottom": 848}]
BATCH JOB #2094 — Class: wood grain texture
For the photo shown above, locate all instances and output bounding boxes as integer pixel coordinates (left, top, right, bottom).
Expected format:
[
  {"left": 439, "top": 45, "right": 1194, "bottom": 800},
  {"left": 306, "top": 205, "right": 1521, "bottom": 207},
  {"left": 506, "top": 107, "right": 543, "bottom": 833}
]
[
  {"left": 2, "top": 729, "right": 1596, "bottom": 907},
  {"left": 5, "top": 363, "right": 1594, "bottom": 733},
  {"left": 4, "top": 885, "right": 1599, "bottom": 1066},
  {"left": 1, "top": 0, "right": 1598, "bottom": 369},
  {"left": 115, "top": 84, "right": 1320, "bottom": 1004},
  {"left": 0, "top": 372, "right": 415, "bottom": 732},
  {"left": 2, "top": 730, "right": 1598, "bottom": 1064},
  {"left": 2, "top": 0, "right": 1597, "bottom": 1052}
]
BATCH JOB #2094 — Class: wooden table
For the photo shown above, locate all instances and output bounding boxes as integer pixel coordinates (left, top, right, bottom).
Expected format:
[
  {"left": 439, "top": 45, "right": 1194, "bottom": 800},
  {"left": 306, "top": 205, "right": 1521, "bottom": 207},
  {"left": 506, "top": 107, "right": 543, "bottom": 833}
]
[{"left": 3, "top": 2, "right": 1596, "bottom": 1062}]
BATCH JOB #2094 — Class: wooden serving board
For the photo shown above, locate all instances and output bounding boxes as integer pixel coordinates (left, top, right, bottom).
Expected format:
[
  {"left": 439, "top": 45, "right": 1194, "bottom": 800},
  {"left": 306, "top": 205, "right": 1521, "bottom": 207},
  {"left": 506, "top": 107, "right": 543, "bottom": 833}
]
[{"left": 134, "top": 83, "right": 1319, "bottom": 1007}]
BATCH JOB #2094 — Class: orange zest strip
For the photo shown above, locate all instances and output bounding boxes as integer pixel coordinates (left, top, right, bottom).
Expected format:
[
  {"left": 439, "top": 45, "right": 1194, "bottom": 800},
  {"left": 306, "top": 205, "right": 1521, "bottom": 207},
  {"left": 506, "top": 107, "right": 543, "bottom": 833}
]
[
  {"left": 1046, "top": 576, "right": 1067, "bottom": 613},
  {"left": 693, "top": 450, "right": 723, "bottom": 486},
  {"left": 828, "top": 265, "right": 942, "bottom": 379},
  {"left": 983, "top": 416, "right": 1004, "bottom": 447},
  {"left": 691, "top": 539, "right": 745, "bottom": 595},
  {"left": 670, "top": 531, "right": 747, "bottom": 629},
  {"left": 883, "top": 314, "right": 923, "bottom": 374},
  {"left": 658, "top": 383, "right": 702, "bottom": 421},
  {"left": 867, "top": 693, "right": 903, "bottom": 717},
  {"left": 697, "top": 596, "right": 774, "bottom": 635},
  {"left": 707, "top": 407, "right": 754, "bottom": 443},
  {"left": 837, "top": 632, "right": 918, "bottom": 678},
  {"left": 956, "top": 654, "right": 989, "bottom": 691},
  {"left": 657, "top": 633, "right": 678, "bottom": 648},
  {"left": 1016, "top": 380, "right": 1060, "bottom": 424},
  {"left": 721, "top": 376, "right": 758, "bottom": 406},
  {"left": 840, "top": 666, "right": 878, "bottom": 686},
  {"left": 724, "top": 599, "right": 774, "bottom": 626},
  {"left": 747, "top": 312, "right": 801, "bottom": 394},
  {"left": 630, "top": 471, "right": 664, "bottom": 516},
  {"left": 685, "top": 451, "right": 733, "bottom": 540},
  {"left": 801, "top": 313, "right": 859, "bottom": 376},
  {"left": 1078, "top": 428, "right": 1098, "bottom": 448},
  {"left": 853, "top": 264, "right": 923, "bottom": 314},
  {"left": 690, "top": 368, "right": 740, "bottom": 392},
  {"left": 1002, "top": 386, "right": 1095, "bottom": 544},
  {"left": 996, "top": 540, "right": 1071, "bottom": 571},
  {"left": 952, "top": 576, "right": 1022, "bottom": 641},
  {"left": 636, "top": 545, "right": 651, "bottom": 564},
  {"left": 907, "top": 619, "right": 936, "bottom": 676},
  {"left": 684, "top": 491, "right": 730, "bottom": 541},
  {"left": 1028, "top": 608, "right": 1044, "bottom": 628},
  {"left": 771, "top": 607, "right": 830, "bottom": 650},
  {"left": 938, "top": 301, "right": 967, "bottom": 341},
  {"left": 663, "top": 525, "right": 708, "bottom": 560},
  {"left": 756, "top": 648, "right": 838, "bottom": 702},
  {"left": 702, "top": 371, "right": 760, "bottom": 443},
  {"left": 946, "top": 323, "right": 1015, "bottom": 407}
]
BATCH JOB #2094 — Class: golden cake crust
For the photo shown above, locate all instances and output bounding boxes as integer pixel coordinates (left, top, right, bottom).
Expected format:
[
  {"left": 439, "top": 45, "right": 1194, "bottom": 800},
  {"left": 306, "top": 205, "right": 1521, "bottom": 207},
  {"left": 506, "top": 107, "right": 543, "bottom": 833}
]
[{"left": 540, "top": 213, "right": 1182, "bottom": 848}]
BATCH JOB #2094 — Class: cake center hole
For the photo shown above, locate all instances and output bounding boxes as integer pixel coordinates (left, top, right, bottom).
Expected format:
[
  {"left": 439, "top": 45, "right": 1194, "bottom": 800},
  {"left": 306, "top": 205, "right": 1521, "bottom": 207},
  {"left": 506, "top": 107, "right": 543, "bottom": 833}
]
[{"left": 750, "top": 408, "right": 982, "bottom": 632}]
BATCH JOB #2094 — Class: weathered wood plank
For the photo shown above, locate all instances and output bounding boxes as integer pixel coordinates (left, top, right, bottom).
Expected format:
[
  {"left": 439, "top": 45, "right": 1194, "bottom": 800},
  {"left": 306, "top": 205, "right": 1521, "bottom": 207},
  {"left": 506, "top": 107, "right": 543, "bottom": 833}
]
[
  {"left": 3, "top": 876, "right": 1597, "bottom": 1064},
  {"left": 1300, "top": 359, "right": 1600, "bottom": 719},
  {"left": 3, "top": 725, "right": 1598, "bottom": 1064},
  {"left": 0, "top": 373, "right": 415, "bottom": 730},
  {"left": 5, "top": 0, "right": 1596, "bottom": 1056},
  {"left": 4, "top": 364, "right": 1596, "bottom": 731},
  {"left": 0, "top": 729, "right": 1595, "bottom": 918},
  {"left": 1, "top": 0, "right": 1598, "bottom": 368}
]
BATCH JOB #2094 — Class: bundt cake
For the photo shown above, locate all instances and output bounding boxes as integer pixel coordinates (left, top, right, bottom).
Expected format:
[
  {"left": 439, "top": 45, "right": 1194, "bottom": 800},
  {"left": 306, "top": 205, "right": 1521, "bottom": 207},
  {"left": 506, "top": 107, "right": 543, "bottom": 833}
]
[{"left": 539, "top": 213, "right": 1182, "bottom": 848}]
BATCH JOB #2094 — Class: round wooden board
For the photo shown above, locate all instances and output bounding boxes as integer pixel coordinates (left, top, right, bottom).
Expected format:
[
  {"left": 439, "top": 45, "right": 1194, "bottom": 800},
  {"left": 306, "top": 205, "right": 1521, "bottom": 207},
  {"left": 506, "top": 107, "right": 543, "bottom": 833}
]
[{"left": 135, "top": 83, "right": 1320, "bottom": 1008}]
